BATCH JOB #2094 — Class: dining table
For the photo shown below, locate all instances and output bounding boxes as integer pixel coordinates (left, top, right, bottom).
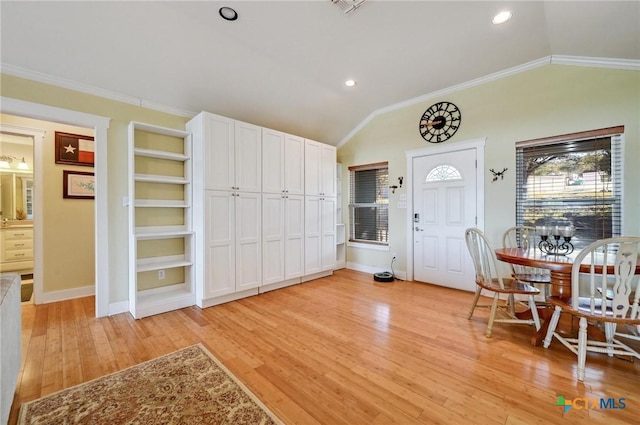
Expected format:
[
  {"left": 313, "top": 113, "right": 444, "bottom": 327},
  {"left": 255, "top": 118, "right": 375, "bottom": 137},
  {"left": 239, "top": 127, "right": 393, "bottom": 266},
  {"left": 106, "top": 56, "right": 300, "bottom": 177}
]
[{"left": 495, "top": 247, "right": 640, "bottom": 346}]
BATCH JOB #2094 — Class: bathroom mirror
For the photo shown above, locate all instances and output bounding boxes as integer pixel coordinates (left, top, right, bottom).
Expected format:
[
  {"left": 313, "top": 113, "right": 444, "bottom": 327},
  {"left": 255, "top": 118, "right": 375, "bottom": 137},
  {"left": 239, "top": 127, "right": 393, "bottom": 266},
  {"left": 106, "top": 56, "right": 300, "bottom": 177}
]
[{"left": 0, "top": 172, "right": 33, "bottom": 220}]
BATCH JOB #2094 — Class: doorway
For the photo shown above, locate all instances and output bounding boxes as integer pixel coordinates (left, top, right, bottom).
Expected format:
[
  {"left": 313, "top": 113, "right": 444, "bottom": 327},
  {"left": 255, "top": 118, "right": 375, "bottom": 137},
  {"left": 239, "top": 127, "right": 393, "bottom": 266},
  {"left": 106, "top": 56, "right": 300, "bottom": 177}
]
[
  {"left": 405, "top": 138, "right": 485, "bottom": 291},
  {"left": 1, "top": 97, "right": 110, "bottom": 317}
]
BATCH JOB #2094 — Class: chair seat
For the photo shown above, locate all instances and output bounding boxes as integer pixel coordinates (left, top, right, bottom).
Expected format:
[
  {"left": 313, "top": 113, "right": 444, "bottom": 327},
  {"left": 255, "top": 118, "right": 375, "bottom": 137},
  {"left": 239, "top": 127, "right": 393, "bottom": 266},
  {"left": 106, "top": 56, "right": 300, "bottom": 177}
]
[
  {"left": 477, "top": 277, "right": 540, "bottom": 295},
  {"left": 548, "top": 296, "right": 640, "bottom": 325}
]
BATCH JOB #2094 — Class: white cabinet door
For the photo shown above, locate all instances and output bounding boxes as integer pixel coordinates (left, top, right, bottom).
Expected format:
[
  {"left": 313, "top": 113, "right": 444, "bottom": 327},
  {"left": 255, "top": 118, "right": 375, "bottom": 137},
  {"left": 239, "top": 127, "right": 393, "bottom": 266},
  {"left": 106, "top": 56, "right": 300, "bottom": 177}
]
[
  {"left": 235, "top": 121, "right": 261, "bottom": 193},
  {"left": 204, "top": 114, "right": 235, "bottom": 191},
  {"left": 305, "top": 139, "right": 336, "bottom": 196},
  {"left": 285, "top": 195, "right": 305, "bottom": 279},
  {"left": 320, "top": 196, "right": 337, "bottom": 271},
  {"left": 305, "top": 196, "right": 336, "bottom": 275},
  {"left": 263, "top": 193, "right": 304, "bottom": 284},
  {"left": 262, "top": 129, "right": 284, "bottom": 194},
  {"left": 304, "top": 196, "right": 322, "bottom": 275},
  {"left": 262, "top": 193, "right": 285, "bottom": 284},
  {"left": 284, "top": 134, "right": 305, "bottom": 195},
  {"left": 320, "top": 144, "right": 337, "bottom": 197},
  {"left": 304, "top": 140, "right": 321, "bottom": 196},
  {"left": 204, "top": 190, "right": 235, "bottom": 298},
  {"left": 235, "top": 192, "right": 262, "bottom": 291}
]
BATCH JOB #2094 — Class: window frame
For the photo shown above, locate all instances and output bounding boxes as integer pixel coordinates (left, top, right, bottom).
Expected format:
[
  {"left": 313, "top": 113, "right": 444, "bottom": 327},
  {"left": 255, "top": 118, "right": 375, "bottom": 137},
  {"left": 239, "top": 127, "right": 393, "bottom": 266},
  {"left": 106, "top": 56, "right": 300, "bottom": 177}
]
[
  {"left": 515, "top": 126, "right": 624, "bottom": 248},
  {"left": 348, "top": 162, "right": 389, "bottom": 247}
]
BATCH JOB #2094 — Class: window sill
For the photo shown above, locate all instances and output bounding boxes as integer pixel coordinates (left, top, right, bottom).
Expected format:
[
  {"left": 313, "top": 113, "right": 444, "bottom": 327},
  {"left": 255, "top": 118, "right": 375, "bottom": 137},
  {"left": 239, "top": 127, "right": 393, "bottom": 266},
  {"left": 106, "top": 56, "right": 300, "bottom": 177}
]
[{"left": 347, "top": 241, "right": 389, "bottom": 251}]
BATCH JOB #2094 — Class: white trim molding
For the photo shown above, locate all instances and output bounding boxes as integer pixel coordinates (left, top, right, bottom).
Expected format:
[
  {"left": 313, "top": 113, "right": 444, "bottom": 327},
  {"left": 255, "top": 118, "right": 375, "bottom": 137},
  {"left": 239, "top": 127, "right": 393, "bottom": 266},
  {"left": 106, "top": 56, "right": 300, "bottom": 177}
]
[
  {"left": 0, "top": 96, "right": 111, "bottom": 317},
  {"left": 550, "top": 55, "right": 640, "bottom": 71},
  {"left": 346, "top": 262, "right": 407, "bottom": 281},
  {"left": 0, "top": 123, "right": 45, "bottom": 305},
  {"left": 39, "top": 284, "right": 95, "bottom": 304},
  {"left": 0, "top": 64, "right": 197, "bottom": 119}
]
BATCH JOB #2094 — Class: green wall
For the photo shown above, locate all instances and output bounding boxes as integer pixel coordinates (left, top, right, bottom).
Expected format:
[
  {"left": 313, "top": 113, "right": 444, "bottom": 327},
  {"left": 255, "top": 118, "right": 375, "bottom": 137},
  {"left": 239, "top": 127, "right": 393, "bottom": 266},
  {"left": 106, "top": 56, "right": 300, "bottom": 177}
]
[
  {"left": 1, "top": 73, "right": 188, "bottom": 303},
  {"left": 338, "top": 65, "right": 640, "bottom": 277}
]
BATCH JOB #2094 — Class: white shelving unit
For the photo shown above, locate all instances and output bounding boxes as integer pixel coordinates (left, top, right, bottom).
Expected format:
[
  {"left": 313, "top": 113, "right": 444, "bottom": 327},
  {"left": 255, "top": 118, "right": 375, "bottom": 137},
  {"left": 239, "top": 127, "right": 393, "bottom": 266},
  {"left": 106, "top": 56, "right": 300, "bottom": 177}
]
[
  {"left": 335, "top": 163, "right": 346, "bottom": 269},
  {"left": 128, "top": 122, "right": 195, "bottom": 319}
]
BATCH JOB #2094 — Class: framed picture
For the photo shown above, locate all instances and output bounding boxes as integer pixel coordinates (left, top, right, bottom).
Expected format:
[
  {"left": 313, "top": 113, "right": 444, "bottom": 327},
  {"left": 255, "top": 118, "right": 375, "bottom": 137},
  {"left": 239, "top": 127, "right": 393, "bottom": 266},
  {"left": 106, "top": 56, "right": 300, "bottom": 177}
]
[
  {"left": 63, "top": 170, "right": 95, "bottom": 199},
  {"left": 55, "top": 131, "right": 95, "bottom": 167}
]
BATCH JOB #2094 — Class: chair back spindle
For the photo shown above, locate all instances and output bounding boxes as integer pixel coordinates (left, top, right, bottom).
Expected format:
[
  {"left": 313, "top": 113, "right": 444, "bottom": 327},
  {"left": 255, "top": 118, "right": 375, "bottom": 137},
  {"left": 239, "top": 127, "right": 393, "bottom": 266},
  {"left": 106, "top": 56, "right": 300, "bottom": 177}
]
[{"left": 572, "top": 238, "right": 640, "bottom": 320}]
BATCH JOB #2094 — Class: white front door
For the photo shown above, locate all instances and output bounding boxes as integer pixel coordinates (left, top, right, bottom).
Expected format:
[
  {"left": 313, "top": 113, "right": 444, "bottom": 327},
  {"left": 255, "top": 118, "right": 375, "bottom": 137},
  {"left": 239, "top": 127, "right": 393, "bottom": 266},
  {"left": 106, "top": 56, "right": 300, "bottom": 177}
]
[{"left": 412, "top": 148, "right": 477, "bottom": 291}]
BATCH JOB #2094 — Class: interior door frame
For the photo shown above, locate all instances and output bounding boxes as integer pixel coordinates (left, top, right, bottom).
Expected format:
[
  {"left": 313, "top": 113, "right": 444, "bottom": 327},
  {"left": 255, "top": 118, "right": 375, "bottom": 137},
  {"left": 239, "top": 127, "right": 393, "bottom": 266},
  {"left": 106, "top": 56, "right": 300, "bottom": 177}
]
[
  {"left": 1, "top": 96, "right": 111, "bottom": 317},
  {"left": 405, "top": 138, "right": 486, "bottom": 281}
]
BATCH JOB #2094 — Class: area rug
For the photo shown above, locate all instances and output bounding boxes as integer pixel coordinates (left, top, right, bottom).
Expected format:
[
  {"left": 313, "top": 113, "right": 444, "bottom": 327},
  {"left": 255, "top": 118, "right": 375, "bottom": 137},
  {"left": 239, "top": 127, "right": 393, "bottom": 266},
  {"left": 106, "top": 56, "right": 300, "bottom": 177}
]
[
  {"left": 18, "top": 343, "right": 283, "bottom": 425},
  {"left": 20, "top": 283, "right": 33, "bottom": 302}
]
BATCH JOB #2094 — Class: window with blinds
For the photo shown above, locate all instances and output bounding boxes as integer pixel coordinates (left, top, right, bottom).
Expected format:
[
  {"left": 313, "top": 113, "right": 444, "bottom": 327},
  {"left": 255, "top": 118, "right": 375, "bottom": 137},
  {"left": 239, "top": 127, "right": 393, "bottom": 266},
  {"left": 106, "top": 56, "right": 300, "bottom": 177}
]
[
  {"left": 516, "top": 127, "right": 623, "bottom": 249},
  {"left": 349, "top": 162, "right": 389, "bottom": 245}
]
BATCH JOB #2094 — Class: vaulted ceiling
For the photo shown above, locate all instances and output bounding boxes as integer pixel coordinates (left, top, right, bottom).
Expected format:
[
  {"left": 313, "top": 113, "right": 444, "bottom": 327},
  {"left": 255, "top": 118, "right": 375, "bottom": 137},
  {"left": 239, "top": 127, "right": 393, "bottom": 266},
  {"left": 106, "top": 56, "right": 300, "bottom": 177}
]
[{"left": 1, "top": 1, "right": 639, "bottom": 145}]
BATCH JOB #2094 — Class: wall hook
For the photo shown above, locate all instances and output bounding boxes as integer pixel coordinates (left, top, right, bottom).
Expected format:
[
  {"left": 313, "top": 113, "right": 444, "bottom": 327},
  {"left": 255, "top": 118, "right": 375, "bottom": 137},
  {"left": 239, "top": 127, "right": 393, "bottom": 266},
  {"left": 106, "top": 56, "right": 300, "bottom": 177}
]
[{"left": 490, "top": 168, "right": 508, "bottom": 182}]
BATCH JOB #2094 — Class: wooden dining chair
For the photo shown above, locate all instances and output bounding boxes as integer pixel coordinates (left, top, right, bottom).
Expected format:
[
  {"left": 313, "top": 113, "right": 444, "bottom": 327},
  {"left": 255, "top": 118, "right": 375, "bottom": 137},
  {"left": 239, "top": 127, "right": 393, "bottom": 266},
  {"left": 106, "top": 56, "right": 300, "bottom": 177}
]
[
  {"left": 502, "top": 226, "right": 551, "bottom": 291},
  {"left": 465, "top": 228, "right": 541, "bottom": 337},
  {"left": 542, "top": 237, "right": 640, "bottom": 381}
]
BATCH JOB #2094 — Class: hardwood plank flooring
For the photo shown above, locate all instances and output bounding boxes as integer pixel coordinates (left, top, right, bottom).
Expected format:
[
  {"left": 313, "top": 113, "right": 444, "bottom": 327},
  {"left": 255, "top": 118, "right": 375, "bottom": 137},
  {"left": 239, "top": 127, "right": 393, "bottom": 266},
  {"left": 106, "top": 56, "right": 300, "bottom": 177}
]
[{"left": 9, "top": 269, "right": 639, "bottom": 424}]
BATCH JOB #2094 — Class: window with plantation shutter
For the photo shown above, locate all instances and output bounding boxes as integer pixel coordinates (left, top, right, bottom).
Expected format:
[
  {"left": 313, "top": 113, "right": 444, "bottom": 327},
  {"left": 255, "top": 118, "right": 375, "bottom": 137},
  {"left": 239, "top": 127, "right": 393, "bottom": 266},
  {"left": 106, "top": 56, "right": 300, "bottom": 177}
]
[
  {"left": 349, "top": 162, "right": 389, "bottom": 245},
  {"left": 516, "top": 126, "right": 623, "bottom": 249}
]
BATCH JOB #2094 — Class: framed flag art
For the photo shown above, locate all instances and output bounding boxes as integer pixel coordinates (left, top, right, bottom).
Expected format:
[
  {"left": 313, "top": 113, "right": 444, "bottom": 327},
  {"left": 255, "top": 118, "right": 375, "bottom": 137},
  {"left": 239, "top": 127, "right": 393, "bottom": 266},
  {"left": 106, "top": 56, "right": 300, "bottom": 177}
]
[{"left": 55, "top": 131, "right": 95, "bottom": 167}]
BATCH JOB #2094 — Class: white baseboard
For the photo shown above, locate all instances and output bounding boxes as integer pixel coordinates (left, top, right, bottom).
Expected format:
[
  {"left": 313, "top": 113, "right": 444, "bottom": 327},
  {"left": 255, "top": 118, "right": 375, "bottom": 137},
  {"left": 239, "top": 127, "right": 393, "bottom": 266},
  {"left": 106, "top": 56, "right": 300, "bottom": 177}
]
[
  {"left": 346, "top": 262, "right": 407, "bottom": 281},
  {"left": 301, "top": 270, "right": 332, "bottom": 283},
  {"left": 38, "top": 285, "right": 94, "bottom": 304},
  {"left": 198, "top": 288, "right": 260, "bottom": 309},
  {"left": 260, "top": 277, "right": 302, "bottom": 293}
]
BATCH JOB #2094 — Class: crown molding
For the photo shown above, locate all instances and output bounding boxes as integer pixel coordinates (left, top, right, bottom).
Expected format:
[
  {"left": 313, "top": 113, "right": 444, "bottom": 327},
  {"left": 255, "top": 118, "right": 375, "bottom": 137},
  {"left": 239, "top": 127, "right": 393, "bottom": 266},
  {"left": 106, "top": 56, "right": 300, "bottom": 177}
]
[
  {"left": 550, "top": 55, "right": 640, "bottom": 70},
  {"left": 0, "top": 63, "right": 197, "bottom": 118},
  {"left": 337, "top": 55, "right": 639, "bottom": 148}
]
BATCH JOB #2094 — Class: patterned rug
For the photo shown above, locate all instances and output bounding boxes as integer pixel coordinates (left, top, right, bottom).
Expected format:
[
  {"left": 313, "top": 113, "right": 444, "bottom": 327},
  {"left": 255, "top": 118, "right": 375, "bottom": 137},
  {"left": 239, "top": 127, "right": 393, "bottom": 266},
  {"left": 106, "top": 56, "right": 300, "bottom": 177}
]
[{"left": 18, "top": 344, "right": 283, "bottom": 425}]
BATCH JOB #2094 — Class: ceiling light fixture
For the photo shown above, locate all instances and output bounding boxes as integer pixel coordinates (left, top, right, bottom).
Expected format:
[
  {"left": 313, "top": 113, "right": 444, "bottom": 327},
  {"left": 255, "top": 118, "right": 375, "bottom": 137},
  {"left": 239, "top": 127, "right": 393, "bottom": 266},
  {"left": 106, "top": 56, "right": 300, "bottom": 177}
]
[
  {"left": 345, "top": 79, "right": 357, "bottom": 87},
  {"left": 492, "top": 11, "right": 512, "bottom": 25},
  {"left": 219, "top": 6, "right": 238, "bottom": 21}
]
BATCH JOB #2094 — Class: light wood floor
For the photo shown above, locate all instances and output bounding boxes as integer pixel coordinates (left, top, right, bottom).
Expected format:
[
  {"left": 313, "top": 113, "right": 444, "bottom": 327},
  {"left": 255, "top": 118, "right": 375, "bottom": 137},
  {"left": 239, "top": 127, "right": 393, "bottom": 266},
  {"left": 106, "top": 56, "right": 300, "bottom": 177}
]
[{"left": 9, "top": 269, "right": 639, "bottom": 424}]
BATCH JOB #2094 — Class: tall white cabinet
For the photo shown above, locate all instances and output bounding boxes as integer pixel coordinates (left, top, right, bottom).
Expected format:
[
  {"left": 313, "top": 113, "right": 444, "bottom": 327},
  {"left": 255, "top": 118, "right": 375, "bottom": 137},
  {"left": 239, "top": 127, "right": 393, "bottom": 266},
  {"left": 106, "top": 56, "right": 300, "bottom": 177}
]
[
  {"left": 262, "top": 128, "right": 305, "bottom": 288},
  {"left": 189, "top": 112, "right": 336, "bottom": 308},
  {"left": 127, "top": 122, "right": 195, "bottom": 319},
  {"left": 189, "top": 113, "right": 262, "bottom": 307},
  {"left": 304, "top": 139, "right": 337, "bottom": 277}
]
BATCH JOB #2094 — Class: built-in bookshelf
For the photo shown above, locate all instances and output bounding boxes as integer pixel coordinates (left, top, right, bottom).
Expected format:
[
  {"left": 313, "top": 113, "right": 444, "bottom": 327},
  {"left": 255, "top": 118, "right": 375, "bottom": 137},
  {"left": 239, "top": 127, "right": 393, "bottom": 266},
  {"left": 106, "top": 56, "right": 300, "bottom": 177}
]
[{"left": 127, "top": 122, "right": 195, "bottom": 318}]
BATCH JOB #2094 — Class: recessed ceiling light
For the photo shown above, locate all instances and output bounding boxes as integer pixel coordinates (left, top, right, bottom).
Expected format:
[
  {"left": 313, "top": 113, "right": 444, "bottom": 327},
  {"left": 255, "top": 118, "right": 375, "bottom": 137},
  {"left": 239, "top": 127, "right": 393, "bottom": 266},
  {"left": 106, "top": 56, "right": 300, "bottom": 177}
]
[
  {"left": 345, "top": 79, "right": 357, "bottom": 87},
  {"left": 219, "top": 7, "right": 238, "bottom": 21},
  {"left": 492, "top": 11, "right": 512, "bottom": 25}
]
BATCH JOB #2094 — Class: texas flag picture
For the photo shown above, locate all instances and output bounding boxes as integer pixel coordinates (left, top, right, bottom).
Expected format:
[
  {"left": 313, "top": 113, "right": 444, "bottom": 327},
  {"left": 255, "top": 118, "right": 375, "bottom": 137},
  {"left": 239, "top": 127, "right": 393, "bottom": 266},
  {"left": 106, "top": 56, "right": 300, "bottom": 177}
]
[{"left": 55, "top": 132, "right": 95, "bottom": 167}]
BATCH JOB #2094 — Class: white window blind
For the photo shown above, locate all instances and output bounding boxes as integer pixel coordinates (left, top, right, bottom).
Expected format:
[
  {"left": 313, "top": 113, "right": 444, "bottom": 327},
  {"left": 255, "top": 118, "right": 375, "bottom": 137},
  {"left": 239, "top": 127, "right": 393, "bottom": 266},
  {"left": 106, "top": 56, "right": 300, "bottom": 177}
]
[
  {"left": 516, "top": 127, "right": 623, "bottom": 249},
  {"left": 349, "top": 162, "right": 389, "bottom": 245}
]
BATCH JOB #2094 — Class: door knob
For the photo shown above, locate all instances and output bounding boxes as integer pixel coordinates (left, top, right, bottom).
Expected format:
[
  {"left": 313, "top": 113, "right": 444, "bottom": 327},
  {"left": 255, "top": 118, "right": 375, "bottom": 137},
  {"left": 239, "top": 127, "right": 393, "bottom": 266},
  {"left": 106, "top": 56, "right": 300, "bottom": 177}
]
[{"left": 415, "top": 226, "right": 424, "bottom": 231}]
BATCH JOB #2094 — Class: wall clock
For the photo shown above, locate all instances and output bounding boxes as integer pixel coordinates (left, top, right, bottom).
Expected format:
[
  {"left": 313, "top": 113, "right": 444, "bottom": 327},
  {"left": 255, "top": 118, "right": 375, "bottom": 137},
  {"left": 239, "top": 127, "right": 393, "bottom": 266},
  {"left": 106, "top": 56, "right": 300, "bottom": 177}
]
[{"left": 419, "top": 101, "right": 461, "bottom": 143}]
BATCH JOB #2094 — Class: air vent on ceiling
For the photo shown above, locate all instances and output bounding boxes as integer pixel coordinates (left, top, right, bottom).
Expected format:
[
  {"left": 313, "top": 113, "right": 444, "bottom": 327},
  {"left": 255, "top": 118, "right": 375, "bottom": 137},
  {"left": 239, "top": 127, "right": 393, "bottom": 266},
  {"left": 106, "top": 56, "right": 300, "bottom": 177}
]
[{"left": 331, "top": 0, "right": 367, "bottom": 14}]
